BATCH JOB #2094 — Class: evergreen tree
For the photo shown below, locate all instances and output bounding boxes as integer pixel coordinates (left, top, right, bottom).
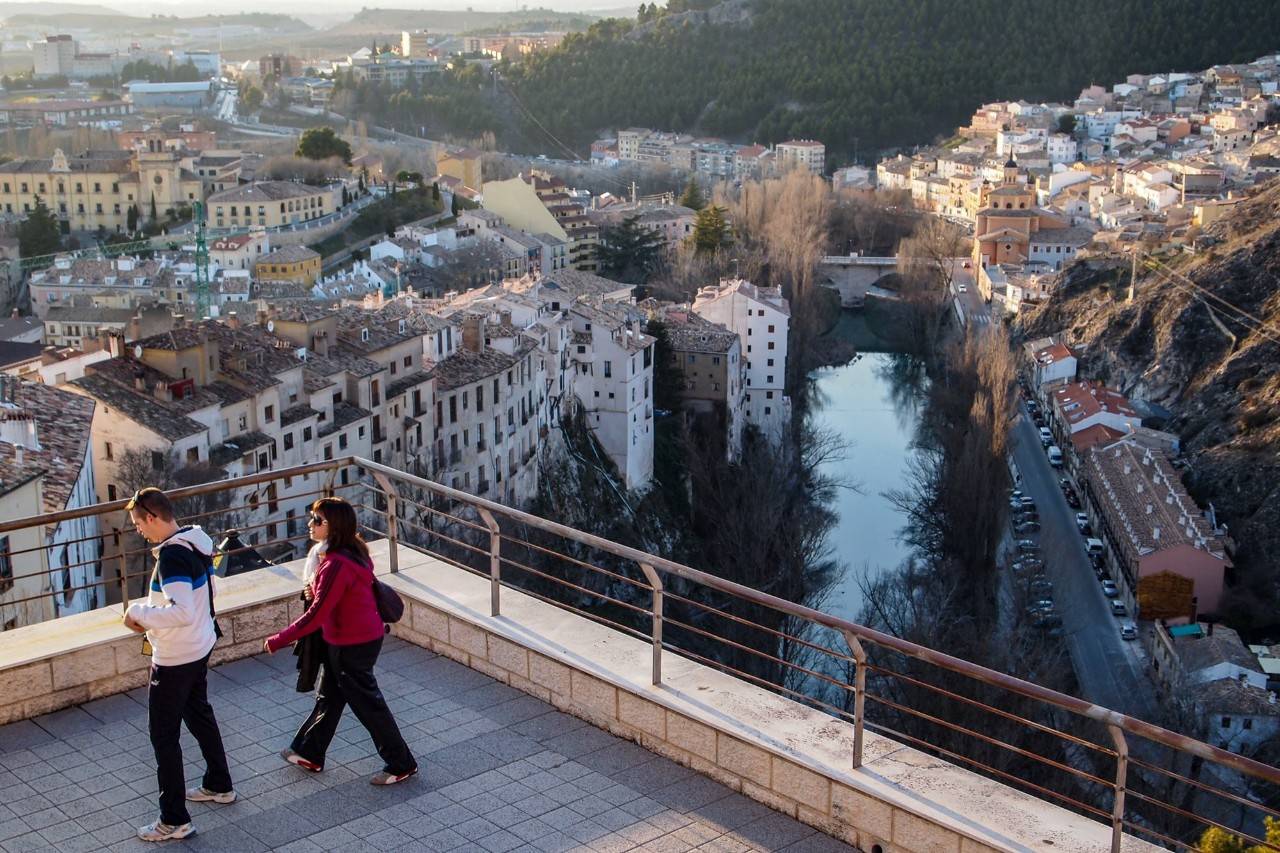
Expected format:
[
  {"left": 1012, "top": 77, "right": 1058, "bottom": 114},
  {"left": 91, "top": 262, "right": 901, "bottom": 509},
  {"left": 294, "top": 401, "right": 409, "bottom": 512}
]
[
  {"left": 296, "top": 126, "right": 352, "bottom": 164},
  {"left": 678, "top": 177, "right": 706, "bottom": 210},
  {"left": 451, "top": 192, "right": 460, "bottom": 217},
  {"left": 126, "top": 203, "right": 139, "bottom": 233},
  {"left": 432, "top": 181, "right": 441, "bottom": 202},
  {"left": 691, "top": 205, "right": 730, "bottom": 254},
  {"left": 1057, "top": 114, "right": 1077, "bottom": 134},
  {"left": 149, "top": 193, "right": 158, "bottom": 223},
  {"left": 598, "top": 215, "right": 666, "bottom": 282},
  {"left": 18, "top": 197, "right": 61, "bottom": 260}
]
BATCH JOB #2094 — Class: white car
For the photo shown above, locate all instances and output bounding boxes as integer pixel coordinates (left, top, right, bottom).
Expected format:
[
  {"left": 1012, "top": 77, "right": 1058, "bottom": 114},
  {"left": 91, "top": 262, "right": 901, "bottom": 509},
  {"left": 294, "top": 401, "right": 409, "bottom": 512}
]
[
  {"left": 958, "top": 284, "right": 968, "bottom": 293},
  {"left": 1120, "top": 624, "right": 1137, "bottom": 641},
  {"left": 1038, "top": 427, "right": 1053, "bottom": 446}
]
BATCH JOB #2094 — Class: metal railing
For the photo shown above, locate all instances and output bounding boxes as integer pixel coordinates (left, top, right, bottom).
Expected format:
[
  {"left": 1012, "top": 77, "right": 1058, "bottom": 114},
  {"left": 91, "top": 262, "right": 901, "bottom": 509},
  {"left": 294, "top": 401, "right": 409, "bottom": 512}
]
[{"left": 0, "top": 456, "right": 1275, "bottom": 852}]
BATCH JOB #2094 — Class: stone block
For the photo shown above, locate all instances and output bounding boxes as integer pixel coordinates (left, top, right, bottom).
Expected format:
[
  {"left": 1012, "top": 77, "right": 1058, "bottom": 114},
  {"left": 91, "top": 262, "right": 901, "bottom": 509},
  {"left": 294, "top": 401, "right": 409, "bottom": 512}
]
[
  {"left": 529, "top": 654, "right": 571, "bottom": 698},
  {"left": 797, "top": 804, "right": 858, "bottom": 846},
  {"left": 113, "top": 638, "right": 151, "bottom": 674},
  {"left": 643, "top": 736, "right": 692, "bottom": 768},
  {"left": 448, "top": 617, "right": 487, "bottom": 658},
  {"left": 893, "top": 809, "right": 961, "bottom": 853},
  {"left": 50, "top": 644, "right": 116, "bottom": 691},
  {"left": 771, "top": 758, "right": 830, "bottom": 814},
  {"left": 832, "top": 784, "right": 893, "bottom": 840},
  {"left": 22, "top": 684, "right": 89, "bottom": 719},
  {"left": 569, "top": 671, "right": 617, "bottom": 721},
  {"left": 0, "top": 702, "right": 25, "bottom": 726},
  {"left": 740, "top": 779, "right": 798, "bottom": 819},
  {"left": 665, "top": 712, "right": 716, "bottom": 761},
  {"left": 0, "top": 661, "right": 53, "bottom": 704},
  {"left": 470, "top": 657, "right": 509, "bottom": 684},
  {"left": 718, "top": 735, "right": 771, "bottom": 787},
  {"left": 88, "top": 670, "right": 148, "bottom": 700},
  {"left": 487, "top": 635, "right": 529, "bottom": 678},
  {"left": 412, "top": 603, "right": 448, "bottom": 641},
  {"left": 618, "top": 693, "right": 665, "bottom": 739},
  {"left": 507, "top": 673, "right": 552, "bottom": 703},
  {"left": 434, "top": 642, "right": 470, "bottom": 666},
  {"left": 229, "top": 600, "right": 290, "bottom": 643}
]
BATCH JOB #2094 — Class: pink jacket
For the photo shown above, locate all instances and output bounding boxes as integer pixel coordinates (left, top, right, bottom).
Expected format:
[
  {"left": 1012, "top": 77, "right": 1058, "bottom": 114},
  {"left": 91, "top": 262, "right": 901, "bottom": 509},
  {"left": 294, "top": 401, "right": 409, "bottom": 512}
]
[{"left": 266, "top": 550, "right": 385, "bottom": 652}]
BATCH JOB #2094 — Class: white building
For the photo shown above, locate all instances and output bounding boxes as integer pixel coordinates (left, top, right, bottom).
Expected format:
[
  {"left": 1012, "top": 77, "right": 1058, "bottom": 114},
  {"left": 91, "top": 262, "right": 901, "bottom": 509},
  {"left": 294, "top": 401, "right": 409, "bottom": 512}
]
[
  {"left": 775, "top": 140, "right": 826, "bottom": 176},
  {"left": 692, "top": 279, "right": 791, "bottom": 443},
  {"left": 32, "top": 35, "right": 77, "bottom": 78},
  {"left": 0, "top": 379, "right": 101, "bottom": 629},
  {"left": 569, "top": 300, "right": 654, "bottom": 491},
  {"left": 1046, "top": 133, "right": 1078, "bottom": 164}
]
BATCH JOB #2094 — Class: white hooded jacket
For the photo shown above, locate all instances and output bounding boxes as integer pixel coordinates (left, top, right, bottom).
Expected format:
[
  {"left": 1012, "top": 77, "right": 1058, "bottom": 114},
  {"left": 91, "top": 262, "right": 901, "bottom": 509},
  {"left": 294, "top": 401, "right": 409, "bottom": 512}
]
[{"left": 125, "top": 525, "right": 219, "bottom": 666}]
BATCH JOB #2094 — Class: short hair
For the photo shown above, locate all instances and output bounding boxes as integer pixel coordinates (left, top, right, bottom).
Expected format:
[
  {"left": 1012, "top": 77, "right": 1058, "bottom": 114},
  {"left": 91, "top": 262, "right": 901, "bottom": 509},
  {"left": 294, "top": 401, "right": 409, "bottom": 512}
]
[{"left": 126, "top": 487, "right": 175, "bottom": 522}]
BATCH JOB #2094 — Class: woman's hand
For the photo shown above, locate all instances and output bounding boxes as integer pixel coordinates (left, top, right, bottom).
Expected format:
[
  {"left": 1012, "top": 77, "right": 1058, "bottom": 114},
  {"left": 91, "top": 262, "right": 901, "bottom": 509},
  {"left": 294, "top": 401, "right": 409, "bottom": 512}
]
[{"left": 263, "top": 638, "right": 274, "bottom": 655}]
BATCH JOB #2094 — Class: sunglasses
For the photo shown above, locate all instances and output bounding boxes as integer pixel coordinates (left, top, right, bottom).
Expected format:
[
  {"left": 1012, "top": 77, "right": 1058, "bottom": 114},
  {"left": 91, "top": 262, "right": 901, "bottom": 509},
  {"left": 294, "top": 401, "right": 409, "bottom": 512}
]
[
  {"left": 308, "top": 514, "right": 327, "bottom": 525},
  {"left": 126, "top": 490, "right": 156, "bottom": 517}
]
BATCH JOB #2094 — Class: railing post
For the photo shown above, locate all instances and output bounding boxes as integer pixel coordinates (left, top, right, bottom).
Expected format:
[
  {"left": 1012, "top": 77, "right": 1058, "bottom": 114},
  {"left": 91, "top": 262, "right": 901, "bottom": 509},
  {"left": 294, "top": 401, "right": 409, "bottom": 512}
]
[
  {"left": 841, "top": 630, "right": 868, "bottom": 769},
  {"left": 1107, "top": 724, "right": 1129, "bottom": 853},
  {"left": 369, "top": 472, "right": 399, "bottom": 574},
  {"left": 477, "top": 508, "right": 501, "bottom": 617},
  {"left": 118, "top": 550, "right": 129, "bottom": 614},
  {"left": 637, "top": 562, "right": 663, "bottom": 685}
]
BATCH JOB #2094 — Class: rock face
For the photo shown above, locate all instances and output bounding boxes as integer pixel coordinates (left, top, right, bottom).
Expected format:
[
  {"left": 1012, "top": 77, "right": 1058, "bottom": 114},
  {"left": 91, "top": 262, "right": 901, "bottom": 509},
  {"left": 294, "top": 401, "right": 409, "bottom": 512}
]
[{"left": 1019, "top": 180, "right": 1280, "bottom": 632}]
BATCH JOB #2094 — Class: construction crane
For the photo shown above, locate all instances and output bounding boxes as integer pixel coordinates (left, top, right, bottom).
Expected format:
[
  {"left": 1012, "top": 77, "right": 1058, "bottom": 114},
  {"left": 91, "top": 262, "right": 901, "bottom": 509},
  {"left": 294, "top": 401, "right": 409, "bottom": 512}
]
[{"left": 192, "top": 200, "right": 211, "bottom": 320}]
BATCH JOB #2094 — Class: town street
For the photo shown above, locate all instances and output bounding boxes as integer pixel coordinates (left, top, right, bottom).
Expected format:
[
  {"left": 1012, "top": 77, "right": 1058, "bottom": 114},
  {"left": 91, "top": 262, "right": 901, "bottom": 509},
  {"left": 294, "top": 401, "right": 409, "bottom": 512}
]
[{"left": 1010, "top": 412, "right": 1161, "bottom": 722}]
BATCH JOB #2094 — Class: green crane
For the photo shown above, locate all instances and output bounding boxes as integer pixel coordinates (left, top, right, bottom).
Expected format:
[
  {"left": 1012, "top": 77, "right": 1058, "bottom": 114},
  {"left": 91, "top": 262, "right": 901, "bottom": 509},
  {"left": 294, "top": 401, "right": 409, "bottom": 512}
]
[{"left": 193, "top": 200, "right": 211, "bottom": 320}]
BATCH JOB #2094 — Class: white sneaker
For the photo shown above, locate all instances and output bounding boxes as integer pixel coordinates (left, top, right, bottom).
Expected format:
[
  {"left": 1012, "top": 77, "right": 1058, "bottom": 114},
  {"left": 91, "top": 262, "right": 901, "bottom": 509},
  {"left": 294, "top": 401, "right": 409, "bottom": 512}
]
[
  {"left": 186, "top": 786, "right": 237, "bottom": 804},
  {"left": 137, "top": 819, "right": 195, "bottom": 842}
]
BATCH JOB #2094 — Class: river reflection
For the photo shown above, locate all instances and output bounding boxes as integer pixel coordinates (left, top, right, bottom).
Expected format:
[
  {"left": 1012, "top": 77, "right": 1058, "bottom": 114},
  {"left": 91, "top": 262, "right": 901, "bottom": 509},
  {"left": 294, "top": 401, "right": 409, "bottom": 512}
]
[{"left": 807, "top": 346, "right": 928, "bottom": 623}]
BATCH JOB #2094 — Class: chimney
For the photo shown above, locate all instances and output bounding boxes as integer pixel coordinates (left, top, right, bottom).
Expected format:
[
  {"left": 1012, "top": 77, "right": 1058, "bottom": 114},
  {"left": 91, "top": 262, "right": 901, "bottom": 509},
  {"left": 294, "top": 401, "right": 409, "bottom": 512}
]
[
  {"left": 462, "top": 315, "right": 485, "bottom": 353},
  {"left": 226, "top": 311, "right": 239, "bottom": 330},
  {"left": 173, "top": 313, "right": 186, "bottom": 329},
  {"left": 256, "top": 308, "right": 269, "bottom": 327},
  {"left": 128, "top": 315, "right": 142, "bottom": 341},
  {"left": 134, "top": 374, "right": 146, "bottom": 391},
  {"left": 153, "top": 380, "right": 168, "bottom": 402},
  {"left": 1152, "top": 526, "right": 1160, "bottom": 541}
]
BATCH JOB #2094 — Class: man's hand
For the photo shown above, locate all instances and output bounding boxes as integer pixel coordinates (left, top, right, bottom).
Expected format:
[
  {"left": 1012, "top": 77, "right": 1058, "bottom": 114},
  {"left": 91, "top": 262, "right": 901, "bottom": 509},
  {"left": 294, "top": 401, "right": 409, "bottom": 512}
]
[
  {"left": 123, "top": 614, "right": 146, "bottom": 634},
  {"left": 263, "top": 639, "right": 274, "bottom": 655}
]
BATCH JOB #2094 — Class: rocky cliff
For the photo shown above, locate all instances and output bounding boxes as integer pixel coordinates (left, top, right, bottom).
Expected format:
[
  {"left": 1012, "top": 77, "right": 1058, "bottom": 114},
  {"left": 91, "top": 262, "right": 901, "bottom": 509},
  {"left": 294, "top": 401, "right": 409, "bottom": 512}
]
[{"left": 1020, "top": 180, "right": 1280, "bottom": 633}]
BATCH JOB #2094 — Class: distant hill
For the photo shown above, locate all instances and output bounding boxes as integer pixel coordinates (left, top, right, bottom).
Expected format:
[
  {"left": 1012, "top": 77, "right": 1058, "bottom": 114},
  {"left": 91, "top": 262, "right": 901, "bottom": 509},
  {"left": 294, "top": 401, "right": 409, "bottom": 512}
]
[
  {"left": 0, "top": 10, "right": 311, "bottom": 33},
  {"left": 337, "top": 7, "right": 595, "bottom": 35},
  {"left": 504, "top": 0, "right": 1280, "bottom": 164},
  {"left": 0, "top": 2, "right": 121, "bottom": 16}
]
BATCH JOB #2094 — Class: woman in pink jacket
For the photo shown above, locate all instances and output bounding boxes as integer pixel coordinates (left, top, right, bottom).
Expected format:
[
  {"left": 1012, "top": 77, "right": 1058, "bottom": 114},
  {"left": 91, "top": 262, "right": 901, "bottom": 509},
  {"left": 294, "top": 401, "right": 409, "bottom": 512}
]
[{"left": 264, "top": 498, "right": 417, "bottom": 785}]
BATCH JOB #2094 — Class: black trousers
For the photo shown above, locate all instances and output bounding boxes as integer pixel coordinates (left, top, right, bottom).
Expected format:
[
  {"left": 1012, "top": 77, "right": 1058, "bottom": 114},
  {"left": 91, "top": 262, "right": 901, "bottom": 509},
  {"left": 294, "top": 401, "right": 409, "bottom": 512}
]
[
  {"left": 291, "top": 637, "right": 415, "bottom": 775},
  {"left": 148, "top": 652, "right": 233, "bottom": 826}
]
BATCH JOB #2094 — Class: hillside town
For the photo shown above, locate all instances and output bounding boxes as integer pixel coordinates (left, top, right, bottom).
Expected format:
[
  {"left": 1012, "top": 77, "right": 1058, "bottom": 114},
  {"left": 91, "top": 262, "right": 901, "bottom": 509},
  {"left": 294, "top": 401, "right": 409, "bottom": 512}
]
[{"left": 0, "top": 12, "right": 1276, "bottom": 848}]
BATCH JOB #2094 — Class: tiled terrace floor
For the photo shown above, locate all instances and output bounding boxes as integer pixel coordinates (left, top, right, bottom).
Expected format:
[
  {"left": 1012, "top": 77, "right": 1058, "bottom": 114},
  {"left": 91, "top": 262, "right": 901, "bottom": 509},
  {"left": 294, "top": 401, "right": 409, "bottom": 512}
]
[{"left": 0, "top": 637, "right": 857, "bottom": 853}]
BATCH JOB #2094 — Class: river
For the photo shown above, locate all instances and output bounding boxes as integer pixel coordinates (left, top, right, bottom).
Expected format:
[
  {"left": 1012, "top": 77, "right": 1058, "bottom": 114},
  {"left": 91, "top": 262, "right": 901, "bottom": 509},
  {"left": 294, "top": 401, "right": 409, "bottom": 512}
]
[{"left": 807, "top": 313, "right": 927, "bottom": 623}]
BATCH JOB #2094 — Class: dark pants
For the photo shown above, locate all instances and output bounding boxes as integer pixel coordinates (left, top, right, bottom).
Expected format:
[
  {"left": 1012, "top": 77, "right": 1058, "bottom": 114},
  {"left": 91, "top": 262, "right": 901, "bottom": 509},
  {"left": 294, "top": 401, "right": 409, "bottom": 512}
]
[
  {"left": 148, "top": 652, "right": 233, "bottom": 826},
  {"left": 291, "top": 637, "right": 415, "bottom": 775}
]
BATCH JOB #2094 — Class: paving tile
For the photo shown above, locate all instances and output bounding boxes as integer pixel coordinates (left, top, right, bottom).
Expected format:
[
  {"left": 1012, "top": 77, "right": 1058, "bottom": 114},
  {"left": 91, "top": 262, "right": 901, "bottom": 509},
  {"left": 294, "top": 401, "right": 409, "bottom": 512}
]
[{"left": 733, "top": 813, "right": 816, "bottom": 850}]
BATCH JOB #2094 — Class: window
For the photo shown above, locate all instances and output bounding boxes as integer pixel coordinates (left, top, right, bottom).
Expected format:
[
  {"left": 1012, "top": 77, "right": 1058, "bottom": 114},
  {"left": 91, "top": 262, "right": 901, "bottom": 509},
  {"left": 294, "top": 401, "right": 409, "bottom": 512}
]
[
  {"left": 604, "top": 361, "right": 612, "bottom": 378},
  {"left": 238, "top": 414, "right": 247, "bottom": 431},
  {"left": 265, "top": 405, "right": 275, "bottom": 422},
  {"left": 104, "top": 442, "right": 113, "bottom": 461},
  {"left": 1221, "top": 717, "right": 1232, "bottom": 728},
  {"left": 107, "top": 484, "right": 117, "bottom": 501},
  {"left": 339, "top": 433, "right": 348, "bottom": 450},
  {"left": 151, "top": 450, "right": 164, "bottom": 470},
  {"left": 1243, "top": 719, "right": 1253, "bottom": 730},
  {"left": 767, "top": 341, "right": 775, "bottom": 350},
  {"left": 767, "top": 358, "right": 774, "bottom": 367},
  {"left": 284, "top": 433, "right": 295, "bottom": 451},
  {"left": 0, "top": 535, "right": 11, "bottom": 594},
  {"left": 476, "top": 385, "right": 484, "bottom": 412},
  {"left": 767, "top": 324, "right": 775, "bottom": 333},
  {"left": 303, "top": 426, "right": 313, "bottom": 442}
]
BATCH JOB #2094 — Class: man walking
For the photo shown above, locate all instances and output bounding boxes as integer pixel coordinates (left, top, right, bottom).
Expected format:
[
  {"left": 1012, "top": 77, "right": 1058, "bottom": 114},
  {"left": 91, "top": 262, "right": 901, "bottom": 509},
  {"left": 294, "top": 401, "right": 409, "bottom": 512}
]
[{"left": 124, "top": 487, "right": 235, "bottom": 842}]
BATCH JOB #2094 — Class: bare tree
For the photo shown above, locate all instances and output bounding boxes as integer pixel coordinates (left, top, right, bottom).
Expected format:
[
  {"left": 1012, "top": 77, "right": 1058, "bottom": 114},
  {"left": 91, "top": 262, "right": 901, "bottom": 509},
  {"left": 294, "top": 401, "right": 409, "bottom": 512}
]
[{"left": 429, "top": 241, "right": 509, "bottom": 293}]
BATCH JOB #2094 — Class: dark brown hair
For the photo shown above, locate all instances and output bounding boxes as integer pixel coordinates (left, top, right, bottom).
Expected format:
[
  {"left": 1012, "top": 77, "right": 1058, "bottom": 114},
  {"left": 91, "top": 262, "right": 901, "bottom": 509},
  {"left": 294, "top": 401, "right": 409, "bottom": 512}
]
[
  {"left": 310, "top": 497, "right": 371, "bottom": 567},
  {"left": 126, "top": 487, "right": 175, "bottom": 522}
]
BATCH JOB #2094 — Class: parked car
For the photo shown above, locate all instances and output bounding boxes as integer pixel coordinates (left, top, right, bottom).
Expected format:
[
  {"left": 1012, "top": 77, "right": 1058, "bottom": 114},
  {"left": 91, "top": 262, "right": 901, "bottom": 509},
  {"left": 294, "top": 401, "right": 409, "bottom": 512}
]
[
  {"left": 1101, "top": 580, "right": 1119, "bottom": 598},
  {"left": 1012, "top": 557, "right": 1044, "bottom": 573},
  {"left": 1038, "top": 427, "right": 1053, "bottom": 446},
  {"left": 1015, "top": 521, "right": 1042, "bottom": 534},
  {"left": 1018, "top": 496, "right": 1036, "bottom": 508},
  {"left": 1075, "top": 513, "right": 1091, "bottom": 534},
  {"left": 1027, "top": 598, "right": 1055, "bottom": 614},
  {"left": 1026, "top": 400, "right": 1039, "bottom": 413},
  {"left": 1017, "top": 539, "right": 1040, "bottom": 553},
  {"left": 1058, "top": 477, "right": 1073, "bottom": 490},
  {"left": 1031, "top": 579, "right": 1053, "bottom": 595},
  {"left": 1032, "top": 414, "right": 1046, "bottom": 428},
  {"left": 1120, "top": 624, "right": 1138, "bottom": 641},
  {"left": 1065, "top": 491, "right": 1081, "bottom": 509},
  {"left": 1047, "top": 446, "right": 1064, "bottom": 467},
  {"left": 958, "top": 284, "right": 968, "bottom": 293},
  {"left": 1085, "top": 538, "right": 1105, "bottom": 557},
  {"left": 1016, "top": 510, "right": 1040, "bottom": 523},
  {"left": 1110, "top": 600, "right": 1128, "bottom": 617},
  {"left": 1009, "top": 489, "right": 1025, "bottom": 501}
]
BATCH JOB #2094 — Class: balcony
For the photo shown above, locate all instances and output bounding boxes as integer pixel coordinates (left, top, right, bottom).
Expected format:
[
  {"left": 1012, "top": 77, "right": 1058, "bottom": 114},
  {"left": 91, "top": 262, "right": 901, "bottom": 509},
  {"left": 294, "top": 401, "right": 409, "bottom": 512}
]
[{"left": 0, "top": 457, "right": 1272, "bottom": 853}]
